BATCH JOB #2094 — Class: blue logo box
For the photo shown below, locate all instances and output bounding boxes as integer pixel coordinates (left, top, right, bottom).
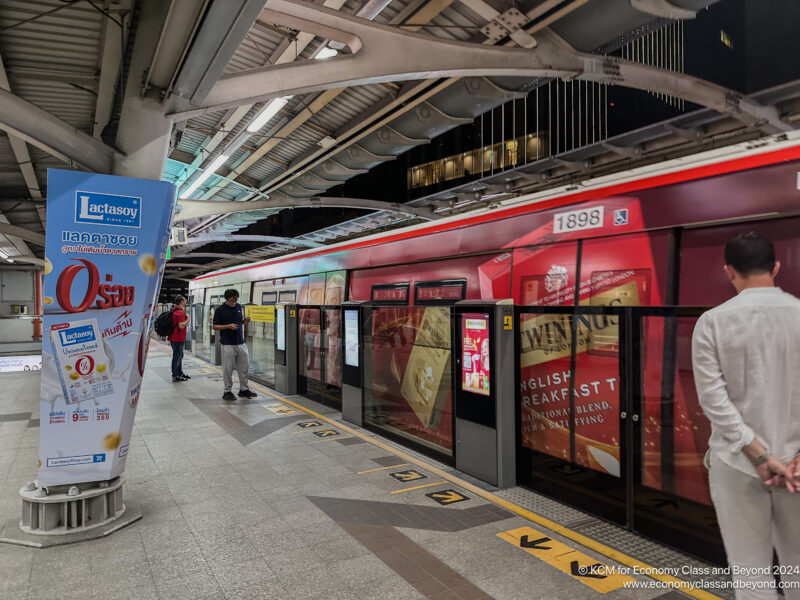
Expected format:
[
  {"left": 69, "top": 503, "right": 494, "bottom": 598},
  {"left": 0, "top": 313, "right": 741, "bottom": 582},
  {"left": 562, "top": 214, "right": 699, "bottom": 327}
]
[
  {"left": 75, "top": 190, "right": 142, "bottom": 229},
  {"left": 59, "top": 325, "right": 96, "bottom": 346}
]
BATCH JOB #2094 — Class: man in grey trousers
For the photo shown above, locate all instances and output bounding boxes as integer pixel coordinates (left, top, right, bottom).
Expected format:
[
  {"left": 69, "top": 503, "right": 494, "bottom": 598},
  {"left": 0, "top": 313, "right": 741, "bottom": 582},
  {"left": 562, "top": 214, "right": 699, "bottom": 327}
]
[
  {"left": 213, "top": 289, "right": 257, "bottom": 401},
  {"left": 692, "top": 232, "right": 800, "bottom": 599}
]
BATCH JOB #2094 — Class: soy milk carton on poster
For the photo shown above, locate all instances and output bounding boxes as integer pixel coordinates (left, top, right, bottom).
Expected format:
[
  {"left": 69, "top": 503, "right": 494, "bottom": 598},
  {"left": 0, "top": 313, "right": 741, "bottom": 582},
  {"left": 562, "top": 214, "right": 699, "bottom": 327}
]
[
  {"left": 50, "top": 319, "right": 113, "bottom": 404},
  {"left": 38, "top": 170, "right": 175, "bottom": 486}
]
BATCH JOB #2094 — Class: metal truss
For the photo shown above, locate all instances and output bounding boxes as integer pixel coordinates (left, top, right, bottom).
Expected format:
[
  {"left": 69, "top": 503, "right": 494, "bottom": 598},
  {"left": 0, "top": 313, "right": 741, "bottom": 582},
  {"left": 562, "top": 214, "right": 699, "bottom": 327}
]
[
  {"left": 0, "top": 88, "right": 118, "bottom": 173},
  {"left": 175, "top": 194, "right": 442, "bottom": 221},
  {"left": 171, "top": 0, "right": 791, "bottom": 133}
]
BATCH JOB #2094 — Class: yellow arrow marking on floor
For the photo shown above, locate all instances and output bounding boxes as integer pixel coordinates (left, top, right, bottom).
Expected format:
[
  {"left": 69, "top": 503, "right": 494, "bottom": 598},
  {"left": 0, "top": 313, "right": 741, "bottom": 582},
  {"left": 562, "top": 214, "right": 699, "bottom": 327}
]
[
  {"left": 265, "top": 403, "right": 299, "bottom": 415},
  {"left": 389, "top": 469, "right": 426, "bottom": 483},
  {"left": 427, "top": 490, "right": 468, "bottom": 505},
  {"left": 498, "top": 527, "right": 635, "bottom": 593},
  {"left": 298, "top": 421, "right": 322, "bottom": 428},
  {"left": 314, "top": 429, "right": 340, "bottom": 437}
]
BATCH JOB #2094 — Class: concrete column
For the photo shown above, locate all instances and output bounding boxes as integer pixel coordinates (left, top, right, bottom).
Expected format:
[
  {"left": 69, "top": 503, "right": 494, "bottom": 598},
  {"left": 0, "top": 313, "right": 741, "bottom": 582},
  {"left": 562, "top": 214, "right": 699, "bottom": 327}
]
[{"left": 112, "top": 0, "right": 174, "bottom": 179}]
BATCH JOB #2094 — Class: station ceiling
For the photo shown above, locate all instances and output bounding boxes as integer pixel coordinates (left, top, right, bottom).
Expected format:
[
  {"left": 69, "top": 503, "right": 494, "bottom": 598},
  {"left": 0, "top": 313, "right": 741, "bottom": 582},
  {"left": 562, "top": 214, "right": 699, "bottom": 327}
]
[{"left": 0, "top": 0, "right": 798, "bottom": 282}]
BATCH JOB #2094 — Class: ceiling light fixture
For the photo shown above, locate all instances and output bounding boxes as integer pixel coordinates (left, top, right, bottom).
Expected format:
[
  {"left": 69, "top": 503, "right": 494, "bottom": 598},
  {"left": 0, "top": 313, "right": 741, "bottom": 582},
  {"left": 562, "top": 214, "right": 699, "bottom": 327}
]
[
  {"left": 315, "top": 47, "right": 338, "bottom": 60},
  {"left": 179, "top": 154, "right": 230, "bottom": 199},
  {"left": 246, "top": 96, "right": 292, "bottom": 133}
]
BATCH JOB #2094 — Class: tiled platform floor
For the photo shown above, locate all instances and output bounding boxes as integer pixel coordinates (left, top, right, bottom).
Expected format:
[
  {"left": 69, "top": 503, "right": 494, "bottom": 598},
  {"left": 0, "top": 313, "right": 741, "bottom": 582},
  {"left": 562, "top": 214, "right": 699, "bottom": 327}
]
[{"left": 0, "top": 344, "right": 713, "bottom": 600}]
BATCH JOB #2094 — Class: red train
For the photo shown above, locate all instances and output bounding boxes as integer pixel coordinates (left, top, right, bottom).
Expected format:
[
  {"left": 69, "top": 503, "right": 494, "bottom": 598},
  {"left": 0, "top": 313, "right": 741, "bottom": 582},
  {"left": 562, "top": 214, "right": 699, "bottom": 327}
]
[{"left": 189, "top": 132, "right": 800, "bottom": 561}]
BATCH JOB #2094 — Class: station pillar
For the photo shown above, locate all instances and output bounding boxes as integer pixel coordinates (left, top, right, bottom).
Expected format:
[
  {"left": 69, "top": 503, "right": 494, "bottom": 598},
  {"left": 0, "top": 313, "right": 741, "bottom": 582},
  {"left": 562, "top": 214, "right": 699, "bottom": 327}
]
[{"left": 274, "top": 304, "right": 298, "bottom": 396}]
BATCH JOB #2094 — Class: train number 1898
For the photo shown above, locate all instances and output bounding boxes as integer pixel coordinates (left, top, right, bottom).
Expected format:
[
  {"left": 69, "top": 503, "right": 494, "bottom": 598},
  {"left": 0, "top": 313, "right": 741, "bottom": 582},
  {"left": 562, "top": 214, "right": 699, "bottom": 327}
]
[{"left": 553, "top": 206, "right": 604, "bottom": 234}]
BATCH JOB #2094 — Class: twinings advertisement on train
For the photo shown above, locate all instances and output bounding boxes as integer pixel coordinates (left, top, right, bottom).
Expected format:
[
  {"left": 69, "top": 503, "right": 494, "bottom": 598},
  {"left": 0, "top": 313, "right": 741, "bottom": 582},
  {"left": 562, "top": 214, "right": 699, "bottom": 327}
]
[
  {"left": 38, "top": 169, "right": 175, "bottom": 486},
  {"left": 512, "top": 205, "right": 708, "bottom": 503}
]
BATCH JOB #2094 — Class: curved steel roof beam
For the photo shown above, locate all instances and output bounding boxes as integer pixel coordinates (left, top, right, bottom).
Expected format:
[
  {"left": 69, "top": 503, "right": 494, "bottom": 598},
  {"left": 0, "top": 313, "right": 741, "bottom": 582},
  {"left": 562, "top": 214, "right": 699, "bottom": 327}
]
[
  {"left": 0, "top": 88, "right": 118, "bottom": 173},
  {"left": 0, "top": 222, "right": 45, "bottom": 247},
  {"left": 173, "top": 0, "right": 791, "bottom": 133},
  {"left": 175, "top": 195, "right": 442, "bottom": 221}
]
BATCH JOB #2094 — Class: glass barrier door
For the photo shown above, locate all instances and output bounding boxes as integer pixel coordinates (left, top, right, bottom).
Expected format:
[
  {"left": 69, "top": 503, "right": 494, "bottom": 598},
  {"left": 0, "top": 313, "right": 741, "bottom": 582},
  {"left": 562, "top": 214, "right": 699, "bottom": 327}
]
[
  {"left": 298, "top": 306, "right": 342, "bottom": 407},
  {"left": 247, "top": 305, "right": 275, "bottom": 387},
  {"left": 515, "top": 305, "right": 722, "bottom": 564},
  {"left": 517, "top": 306, "right": 628, "bottom": 525},
  {"left": 363, "top": 305, "right": 455, "bottom": 459},
  {"left": 632, "top": 310, "right": 723, "bottom": 565},
  {"left": 191, "top": 303, "right": 214, "bottom": 363}
]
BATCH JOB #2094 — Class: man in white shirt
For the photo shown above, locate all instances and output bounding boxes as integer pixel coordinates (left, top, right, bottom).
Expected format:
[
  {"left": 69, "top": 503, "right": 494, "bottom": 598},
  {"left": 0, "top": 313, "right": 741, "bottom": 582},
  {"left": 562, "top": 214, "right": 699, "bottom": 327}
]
[{"left": 693, "top": 232, "right": 800, "bottom": 600}]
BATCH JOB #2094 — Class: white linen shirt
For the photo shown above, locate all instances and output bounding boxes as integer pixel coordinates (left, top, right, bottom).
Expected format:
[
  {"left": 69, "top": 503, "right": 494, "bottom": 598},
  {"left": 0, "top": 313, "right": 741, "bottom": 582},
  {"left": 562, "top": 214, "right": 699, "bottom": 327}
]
[{"left": 692, "top": 287, "right": 800, "bottom": 477}]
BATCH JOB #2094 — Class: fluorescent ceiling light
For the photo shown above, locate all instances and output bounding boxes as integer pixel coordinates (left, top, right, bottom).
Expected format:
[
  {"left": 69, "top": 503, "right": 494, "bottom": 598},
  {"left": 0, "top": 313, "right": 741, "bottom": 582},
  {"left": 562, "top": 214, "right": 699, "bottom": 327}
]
[
  {"left": 246, "top": 96, "right": 292, "bottom": 133},
  {"left": 179, "top": 154, "right": 230, "bottom": 199},
  {"left": 315, "top": 47, "right": 338, "bottom": 59}
]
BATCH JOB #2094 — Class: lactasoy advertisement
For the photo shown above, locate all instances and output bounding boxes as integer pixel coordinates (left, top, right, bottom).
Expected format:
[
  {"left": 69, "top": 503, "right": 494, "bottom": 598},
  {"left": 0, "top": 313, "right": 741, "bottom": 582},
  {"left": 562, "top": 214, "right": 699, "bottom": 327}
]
[{"left": 38, "top": 169, "right": 175, "bottom": 486}]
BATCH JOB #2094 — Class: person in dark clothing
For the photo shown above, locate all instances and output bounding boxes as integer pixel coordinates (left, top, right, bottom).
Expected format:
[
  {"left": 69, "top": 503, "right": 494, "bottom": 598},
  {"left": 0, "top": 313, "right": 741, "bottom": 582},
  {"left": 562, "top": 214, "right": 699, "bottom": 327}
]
[
  {"left": 212, "top": 289, "right": 256, "bottom": 401},
  {"left": 168, "top": 295, "right": 191, "bottom": 382}
]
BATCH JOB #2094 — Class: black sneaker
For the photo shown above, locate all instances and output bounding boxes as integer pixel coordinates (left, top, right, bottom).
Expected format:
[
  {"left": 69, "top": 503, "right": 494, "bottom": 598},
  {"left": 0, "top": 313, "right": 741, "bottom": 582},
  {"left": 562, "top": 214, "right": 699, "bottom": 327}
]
[
  {"left": 172, "top": 376, "right": 185, "bottom": 382},
  {"left": 222, "top": 391, "right": 236, "bottom": 402},
  {"left": 180, "top": 373, "right": 191, "bottom": 380},
  {"left": 238, "top": 389, "right": 257, "bottom": 399}
]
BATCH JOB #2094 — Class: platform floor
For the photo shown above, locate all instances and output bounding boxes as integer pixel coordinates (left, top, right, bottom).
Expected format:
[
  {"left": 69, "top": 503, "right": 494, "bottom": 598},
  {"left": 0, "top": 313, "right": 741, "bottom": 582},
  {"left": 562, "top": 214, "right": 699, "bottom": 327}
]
[{"left": 0, "top": 342, "right": 727, "bottom": 600}]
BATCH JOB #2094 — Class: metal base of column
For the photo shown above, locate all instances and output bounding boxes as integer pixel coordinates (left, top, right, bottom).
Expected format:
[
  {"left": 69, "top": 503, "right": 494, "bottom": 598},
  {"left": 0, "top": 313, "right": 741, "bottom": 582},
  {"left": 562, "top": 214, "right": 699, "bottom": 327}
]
[{"left": 0, "top": 478, "right": 142, "bottom": 548}]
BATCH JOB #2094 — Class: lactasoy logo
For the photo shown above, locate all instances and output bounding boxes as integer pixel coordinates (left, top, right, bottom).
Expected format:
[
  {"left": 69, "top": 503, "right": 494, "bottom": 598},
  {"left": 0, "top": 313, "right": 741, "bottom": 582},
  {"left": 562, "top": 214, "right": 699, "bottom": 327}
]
[
  {"left": 59, "top": 325, "right": 96, "bottom": 346},
  {"left": 75, "top": 191, "right": 141, "bottom": 228}
]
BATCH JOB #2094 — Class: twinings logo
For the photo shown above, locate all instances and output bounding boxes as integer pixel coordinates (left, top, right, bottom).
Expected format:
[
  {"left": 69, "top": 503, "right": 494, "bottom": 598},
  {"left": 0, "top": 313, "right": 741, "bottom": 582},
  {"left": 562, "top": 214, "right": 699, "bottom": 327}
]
[{"left": 544, "top": 265, "right": 568, "bottom": 293}]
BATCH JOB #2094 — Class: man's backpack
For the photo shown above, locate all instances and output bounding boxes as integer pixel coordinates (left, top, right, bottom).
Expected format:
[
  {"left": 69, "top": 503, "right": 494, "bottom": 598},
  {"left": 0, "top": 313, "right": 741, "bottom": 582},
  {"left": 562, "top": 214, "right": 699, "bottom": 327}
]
[{"left": 154, "top": 309, "right": 175, "bottom": 337}]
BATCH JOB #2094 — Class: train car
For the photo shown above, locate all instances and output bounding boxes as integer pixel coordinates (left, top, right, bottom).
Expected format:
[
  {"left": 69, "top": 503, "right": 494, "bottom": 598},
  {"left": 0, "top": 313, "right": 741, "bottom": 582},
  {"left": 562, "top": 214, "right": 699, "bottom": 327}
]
[{"left": 188, "top": 132, "right": 800, "bottom": 563}]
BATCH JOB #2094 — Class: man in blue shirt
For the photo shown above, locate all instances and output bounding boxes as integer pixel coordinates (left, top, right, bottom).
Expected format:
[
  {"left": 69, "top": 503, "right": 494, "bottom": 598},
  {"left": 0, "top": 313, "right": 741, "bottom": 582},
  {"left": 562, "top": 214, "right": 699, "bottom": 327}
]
[{"left": 212, "top": 289, "right": 257, "bottom": 401}]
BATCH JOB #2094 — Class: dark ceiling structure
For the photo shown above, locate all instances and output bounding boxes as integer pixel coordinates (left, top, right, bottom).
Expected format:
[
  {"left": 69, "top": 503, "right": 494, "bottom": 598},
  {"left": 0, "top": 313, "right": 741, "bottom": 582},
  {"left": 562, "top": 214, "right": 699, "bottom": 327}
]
[{"left": 0, "top": 0, "right": 798, "bottom": 290}]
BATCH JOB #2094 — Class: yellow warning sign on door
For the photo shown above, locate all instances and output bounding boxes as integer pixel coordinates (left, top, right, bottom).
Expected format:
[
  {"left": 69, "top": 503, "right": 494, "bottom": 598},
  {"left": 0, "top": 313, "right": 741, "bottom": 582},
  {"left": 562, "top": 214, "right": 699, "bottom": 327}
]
[{"left": 497, "top": 527, "right": 635, "bottom": 593}]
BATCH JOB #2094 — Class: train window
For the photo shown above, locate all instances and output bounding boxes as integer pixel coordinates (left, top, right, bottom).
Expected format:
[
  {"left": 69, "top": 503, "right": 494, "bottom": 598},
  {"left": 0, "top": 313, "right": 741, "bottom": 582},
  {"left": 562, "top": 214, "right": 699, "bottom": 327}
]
[
  {"left": 261, "top": 291, "right": 278, "bottom": 304},
  {"left": 371, "top": 283, "right": 410, "bottom": 305},
  {"left": 210, "top": 295, "right": 221, "bottom": 305},
  {"left": 279, "top": 290, "right": 297, "bottom": 303},
  {"left": 414, "top": 279, "right": 466, "bottom": 305}
]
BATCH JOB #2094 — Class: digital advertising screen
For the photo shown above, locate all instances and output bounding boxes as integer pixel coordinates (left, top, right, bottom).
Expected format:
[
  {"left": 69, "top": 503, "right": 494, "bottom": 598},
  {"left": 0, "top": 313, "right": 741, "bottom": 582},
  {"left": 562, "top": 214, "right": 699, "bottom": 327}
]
[
  {"left": 344, "top": 309, "right": 359, "bottom": 368},
  {"left": 275, "top": 306, "right": 285, "bottom": 351},
  {"left": 461, "top": 313, "right": 490, "bottom": 396}
]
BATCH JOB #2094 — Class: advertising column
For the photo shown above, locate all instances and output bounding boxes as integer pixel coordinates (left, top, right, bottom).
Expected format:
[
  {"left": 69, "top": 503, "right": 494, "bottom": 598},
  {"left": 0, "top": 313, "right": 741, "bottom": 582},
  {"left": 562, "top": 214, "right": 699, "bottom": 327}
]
[{"left": 39, "top": 169, "right": 175, "bottom": 486}]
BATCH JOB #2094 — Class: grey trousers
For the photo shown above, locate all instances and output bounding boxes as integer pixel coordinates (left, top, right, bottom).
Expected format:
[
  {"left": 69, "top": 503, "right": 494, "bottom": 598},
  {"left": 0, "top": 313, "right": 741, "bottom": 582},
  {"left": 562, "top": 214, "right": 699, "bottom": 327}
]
[
  {"left": 709, "top": 452, "right": 800, "bottom": 600},
  {"left": 221, "top": 343, "right": 250, "bottom": 393}
]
